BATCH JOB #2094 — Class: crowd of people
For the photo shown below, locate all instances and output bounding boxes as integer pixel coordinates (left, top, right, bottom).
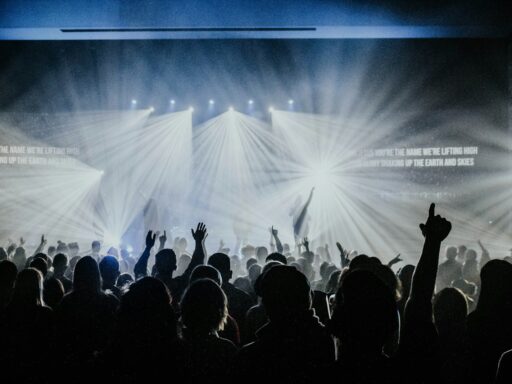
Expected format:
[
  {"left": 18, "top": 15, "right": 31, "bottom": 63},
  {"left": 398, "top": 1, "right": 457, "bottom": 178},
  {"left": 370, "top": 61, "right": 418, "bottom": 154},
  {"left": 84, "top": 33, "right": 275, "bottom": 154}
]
[{"left": 1, "top": 204, "right": 512, "bottom": 383}]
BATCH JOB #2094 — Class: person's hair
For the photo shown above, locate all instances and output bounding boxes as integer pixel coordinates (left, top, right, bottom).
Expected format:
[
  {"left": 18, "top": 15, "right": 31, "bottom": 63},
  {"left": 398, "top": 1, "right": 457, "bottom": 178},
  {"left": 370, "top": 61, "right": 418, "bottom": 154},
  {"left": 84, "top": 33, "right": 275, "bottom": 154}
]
[
  {"left": 190, "top": 265, "right": 222, "bottom": 285},
  {"left": 73, "top": 256, "right": 101, "bottom": 293},
  {"left": 330, "top": 269, "right": 398, "bottom": 349},
  {"left": 260, "top": 265, "right": 312, "bottom": 322},
  {"left": 0, "top": 260, "right": 18, "bottom": 290},
  {"left": 117, "top": 276, "right": 177, "bottom": 339},
  {"left": 10, "top": 268, "right": 45, "bottom": 307},
  {"left": 91, "top": 240, "right": 101, "bottom": 250},
  {"left": 116, "top": 273, "right": 134, "bottom": 289},
  {"left": 180, "top": 278, "right": 228, "bottom": 333},
  {"left": 266, "top": 252, "right": 287, "bottom": 265},
  {"left": 433, "top": 287, "right": 468, "bottom": 331},
  {"left": 99, "top": 255, "right": 120, "bottom": 283},
  {"left": 246, "top": 257, "right": 258, "bottom": 271},
  {"left": 53, "top": 253, "right": 68, "bottom": 270},
  {"left": 29, "top": 257, "right": 48, "bottom": 277},
  {"left": 208, "top": 253, "right": 231, "bottom": 279},
  {"left": 476, "top": 259, "right": 512, "bottom": 313},
  {"left": 155, "top": 249, "right": 177, "bottom": 275},
  {"left": 44, "top": 277, "right": 65, "bottom": 309},
  {"left": 445, "top": 246, "right": 458, "bottom": 260}
]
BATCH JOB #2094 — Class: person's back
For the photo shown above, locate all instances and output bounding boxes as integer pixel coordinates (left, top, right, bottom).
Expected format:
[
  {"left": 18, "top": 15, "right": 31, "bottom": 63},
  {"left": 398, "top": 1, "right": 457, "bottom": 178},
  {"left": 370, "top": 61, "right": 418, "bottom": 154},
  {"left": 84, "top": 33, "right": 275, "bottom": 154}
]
[
  {"left": 436, "top": 246, "right": 462, "bottom": 291},
  {"left": 433, "top": 287, "right": 470, "bottom": 384},
  {"left": 106, "top": 277, "right": 186, "bottom": 383},
  {"left": 0, "top": 268, "right": 54, "bottom": 382},
  {"left": 234, "top": 265, "right": 335, "bottom": 383},
  {"left": 56, "top": 256, "right": 118, "bottom": 372},
  {"left": 466, "top": 260, "right": 512, "bottom": 384},
  {"left": 180, "top": 278, "right": 237, "bottom": 383}
]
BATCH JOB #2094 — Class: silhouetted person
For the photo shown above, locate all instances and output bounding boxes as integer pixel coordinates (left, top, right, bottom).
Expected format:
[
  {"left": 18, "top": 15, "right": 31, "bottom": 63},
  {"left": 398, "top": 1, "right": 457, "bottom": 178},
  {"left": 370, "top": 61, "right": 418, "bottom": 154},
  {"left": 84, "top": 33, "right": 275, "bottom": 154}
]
[
  {"left": 116, "top": 272, "right": 134, "bottom": 290},
  {"left": 433, "top": 287, "right": 470, "bottom": 384},
  {"left": 190, "top": 264, "right": 240, "bottom": 345},
  {"left": 0, "top": 268, "right": 54, "bottom": 382},
  {"left": 397, "top": 264, "right": 414, "bottom": 316},
  {"left": 496, "top": 349, "right": 512, "bottom": 384},
  {"left": 134, "top": 223, "right": 207, "bottom": 304},
  {"left": 56, "top": 256, "right": 118, "bottom": 377},
  {"left": 106, "top": 277, "right": 187, "bottom": 383},
  {"left": 99, "top": 255, "right": 121, "bottom": 298},
  {"left": 466, "top": 259, "right": 512, "bottom": 384},
  {"left": 181, "top": 278, "right": 237, "bottom": 383},
  {"left": 12, "top": 246, "right": 26, "bottom": 271},
  {"left": 208, "top": 252, "right": 253, "bottom": 336},
  {"left": 0, "top": 260, "right": 17, "bottom": 311},
  {"left": 330, "top": 269, "right": 399, "bottom": 384},
  {"left": 234, "top": 265, "right": 335, "bottom": 383},
  {"left": 436, "top": 246, "right": 462, "bottom": 291},
  {"left": 53, "top": 252, "right": 72, "bottom": 292}
]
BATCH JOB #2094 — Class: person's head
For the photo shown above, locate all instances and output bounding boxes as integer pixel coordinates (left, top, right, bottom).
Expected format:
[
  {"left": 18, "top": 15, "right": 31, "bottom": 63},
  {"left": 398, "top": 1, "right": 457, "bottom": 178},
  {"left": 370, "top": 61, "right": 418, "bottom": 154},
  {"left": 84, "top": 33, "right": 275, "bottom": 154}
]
[
  {"left": 260, "top": 265, "right": 312, "bottom": 324},
  {"left": 256, "top": 246, "right": 268, "bottom": 263},
  {"left": 118, "top": 277, "right": 176, "bottom": 338},
  {"left": 13, "top": 247, "right": 26, "bottom": 265},
  {"left": 398, "top": 264, "right": 415, "bottom": 298},
  {"left": 246, "top": 257, "right": 258, "bottom": 272},
  {"left": 99, "top": 255, "right": 120, "bottom": 286},
  {"left": 254, "top": 261, "right": 283, "bottom": 297},
  {"left": 233, "top": 276, "right": 252, "bottom": 294},
  {"left": 0, "top": 247, "right": 7, "bottom": 261},
  {"left": 433, "top": 287, "right": 468, "bottom": 333},
  {"left": 445, "top": 246, "right": 458, "bottom": 261},
  {"left": 73, "top": 256, "right": 101, "bottom": 293},
  {"left": 52, "top": 253, "right": 68, "bottom": 276},
  {"left": 107, "top": 246, "right": 119, "bottom": 258},
  {"left": 116, "top": 271, "right": 134, "bottom": 286},
  {"left": 47, "top": 246, "right": 56, "bottom": 258},
  {"left": 180, "top": 278, "right": 228, "bottom": 334},
  {"left": 465, "top": 249, "right": 477, "bottom": 262},
  {"left": 120, "top": 248, "right": 130, "bottom": 260},
  {"left": 56, "top": 241, "right": 69, "bottom": 254},
  {"left": 91, "top": 240, "right": 101, "bottom": 253},
  {"left": 176, "top": 254, "right": 191, "bottom": 274},
  {"left": 248, "top": 263, "right": 262, "bottom": 283},
  {"left": 457, "top": 245, "right": 467, "bottom": 260},
  {"left": 154, "top": 249, "right": 177, "bottom": 276},
  {"left": 208, "top": 253, "right": 231, "bottom": 283},
  {"left": 29, "top": 257, "right": 48, "bottom": 278},
  {"left": 0, "top": 260, "right": 18, "bottom": 301},
  {"left": 178, "top": 237, "right": 188, "bottom": 252},
  {"left": 11, "top": 268, "right": 44, "bottom": 307},
  {"left": 325, "top": 269, "right": 342, "bottom": 295},
  {"left": 190, "top": 265, "right": 222, "bottom": 286},
  {"left": 266, "top": 252, "right": 287, "bottom": 265},
  {"left": 241, "top": 245, "right": 255, "bottom": 259},
  {"left": 476, "top": 259, "right": 512, "bottom": 313},
  {"left": 44, "top": 278, "right": 64, "bottom": 309},
  {"left": 331, "top": 269, "right": 398, "bottom": 354},
  {"left": 68, "top": 242, "right": 79, "bottom": 257}
]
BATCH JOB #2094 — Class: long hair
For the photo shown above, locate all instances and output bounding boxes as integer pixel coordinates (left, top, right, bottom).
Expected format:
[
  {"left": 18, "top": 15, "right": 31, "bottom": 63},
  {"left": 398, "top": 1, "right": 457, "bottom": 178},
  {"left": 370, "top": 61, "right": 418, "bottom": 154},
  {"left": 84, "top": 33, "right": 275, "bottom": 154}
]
[{"left": 10, "top": 268, "right": 44, "bottom": 307}]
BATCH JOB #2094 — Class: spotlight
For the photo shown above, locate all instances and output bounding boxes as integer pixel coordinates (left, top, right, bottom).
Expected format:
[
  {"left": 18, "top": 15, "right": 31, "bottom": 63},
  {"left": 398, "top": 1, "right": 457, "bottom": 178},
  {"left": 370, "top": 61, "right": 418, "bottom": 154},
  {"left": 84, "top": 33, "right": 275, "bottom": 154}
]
[
  {"left": 268, "top": 106, "right": 274, "bottom": 113},
  {"left": 228, "top": 106, "right": 234, "bottom": 111},
  {"left": 209, "top": 99, "right": 215, "bottom": 105},
  {"left": 288, "top": 99, "right": 294, "bottom": 105},
  {"left": 99, "top": 170, "right": 104, "bottom": 175},
  {"left": 170, "top": 99, "right": 175, "bottom": 105},
  {"left": 189, "top": 106, "right": 194, "bottom": 112},
  {"left": 149, "top": 106, "right": 155, "bottom": 113},
  {"left": 131, "top": 99, "right": 137, "bottom": 105},
  {"left": 248, "top": 99, "right": 254, "bottom": 105}
]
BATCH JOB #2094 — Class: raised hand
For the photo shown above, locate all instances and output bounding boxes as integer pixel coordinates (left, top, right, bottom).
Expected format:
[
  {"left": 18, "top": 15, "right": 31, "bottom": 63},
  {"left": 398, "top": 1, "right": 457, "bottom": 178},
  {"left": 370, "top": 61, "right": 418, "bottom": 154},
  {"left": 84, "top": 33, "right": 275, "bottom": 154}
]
[
  {"left": 271, "top": 226, "right": 278, "bottom": 237},
  {"left": 388, "top": 253, "right": 403, "bottom": 267},
  {"left": 145, "top": 230, "right": 157, "bottom": 249},
  {"left": 302, "top": 237, "right": 310, "bottom": 250},
  {"left": 191, "top": 222, "right": 208, "bottom": 242},
  {"left": 19, "top": 237, "right": 25, "bottom": 246},
  {"left": 419, "top": 203, "right": 451, "bottom": 242},
  {"left": 41, "top": 235, "right": 47, "bottom": 246},
  {"left": 159, "top": 230, "right": 167, "bottom": 249},
  {"left": 336, "top": 242, "right": 345, "bottom": 255}
]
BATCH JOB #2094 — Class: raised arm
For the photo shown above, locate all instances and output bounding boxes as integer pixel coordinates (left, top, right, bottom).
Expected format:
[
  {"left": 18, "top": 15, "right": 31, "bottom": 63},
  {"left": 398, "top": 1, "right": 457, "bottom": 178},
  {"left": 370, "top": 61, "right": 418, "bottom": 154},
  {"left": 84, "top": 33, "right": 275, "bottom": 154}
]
[
  {"left": 181, "top": 222, "right": 208, "bottom": 279},
  {"left": 336, "top": 242, "right": 350, "bottom": 268},
  {"left": 33, "top": 235, "right": 47, "bottom": 256},
  {"left": 271, "top": 226, "right": 284, "bottom": 254},
  {"left": 478, "top": 240, "right": 491, "bottom": 269},
  {"left": 134, "top": 231, "right": 156, "bottom": 279},
  {"left": 293, "top": 187, "right": 314, "bottom": 238},
  {"left": 158, "top": 230, "right": 167, "bottom": 251},
  {"left": 387, "top": 253, "right": 403, "bottom": 268},
  {"left": 406, "top": 203, "right": 451, "bottom": 317}
]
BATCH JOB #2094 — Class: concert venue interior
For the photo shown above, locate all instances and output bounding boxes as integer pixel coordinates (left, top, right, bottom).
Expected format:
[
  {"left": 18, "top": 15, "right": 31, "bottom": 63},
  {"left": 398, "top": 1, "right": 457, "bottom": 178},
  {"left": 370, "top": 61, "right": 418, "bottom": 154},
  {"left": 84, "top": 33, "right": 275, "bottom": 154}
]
[{"left": 0, "top": 2, "right": 511, "bottom": 384}]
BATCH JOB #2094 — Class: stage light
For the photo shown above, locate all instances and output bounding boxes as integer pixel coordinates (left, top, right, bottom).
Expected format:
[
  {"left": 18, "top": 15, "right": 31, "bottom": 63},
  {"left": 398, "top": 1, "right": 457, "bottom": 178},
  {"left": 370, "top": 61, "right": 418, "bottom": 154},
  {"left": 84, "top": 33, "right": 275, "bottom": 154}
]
[
  {"left": 248, "top": 99, "right": 254, "bottom": 105},
  {"left": 149, "top": 106, "right": 155, "bottom": 113},
  {"left": 189, "top": 106, "right": 194, "bottom": 112},
  {"left": 131, "top": 99, "right": 137, "bottom": 105},
  {"left": 268, "top": 106, "right": 274, "bottom": 113},
  {"left": 209, "top": 99, "right": 215, "bottom": 105},
  {"left": 170, "top": 99, "right": 175, "bottom": 105},
  {"left": 288, "top": 99, "right": 294, "bottom": 105},
  {"left": 228, "top": 106, "right": 234, "bottom": 111},
  {"left": 99, "top": 170, "right": 104, "bottom": 175}
]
